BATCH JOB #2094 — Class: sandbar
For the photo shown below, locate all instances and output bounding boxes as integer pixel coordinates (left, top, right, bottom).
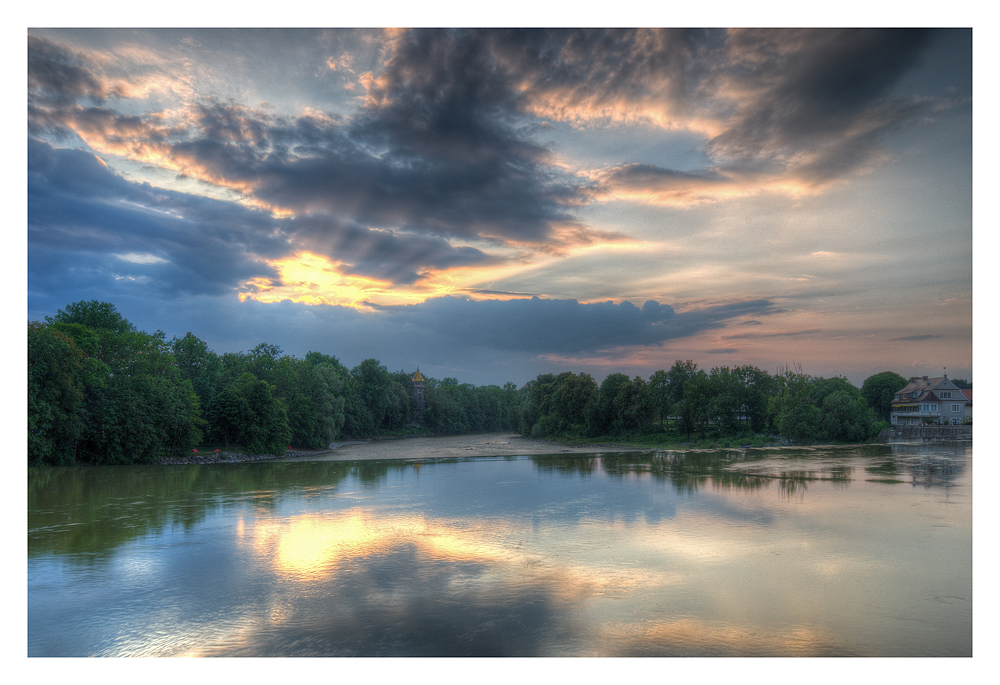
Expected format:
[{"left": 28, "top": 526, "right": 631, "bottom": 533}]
[{"left": 277, "top": 432, "right": 647, "bottom": 462}]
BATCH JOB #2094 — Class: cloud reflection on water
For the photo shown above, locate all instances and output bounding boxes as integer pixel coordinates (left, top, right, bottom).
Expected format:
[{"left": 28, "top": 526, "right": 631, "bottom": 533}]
[{"left": 28, "top": 444, "right": 971, "bottom": 656}]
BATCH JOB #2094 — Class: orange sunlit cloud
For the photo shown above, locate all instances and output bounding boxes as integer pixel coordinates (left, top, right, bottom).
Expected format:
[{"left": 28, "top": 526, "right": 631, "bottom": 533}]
[
  {"left": 585, "top": 162, "right": 838, "bottom": 209},
  {"left": 237, "top": 236, "right": 652, "bottom": 310},
  {"left": 27, "top": 28, "right": 972, "bottom": 387},
  {"left": 238, "top": 252, "right": 405, "bottom": 309},
  {"left": 238, "top": 250, "right": 540, "bottom": 309}
]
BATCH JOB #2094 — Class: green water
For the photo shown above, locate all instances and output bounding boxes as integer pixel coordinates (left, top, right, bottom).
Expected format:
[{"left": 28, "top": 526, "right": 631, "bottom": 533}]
[{"left": 28, "top": 442, "right": 972, "bottom": 656}]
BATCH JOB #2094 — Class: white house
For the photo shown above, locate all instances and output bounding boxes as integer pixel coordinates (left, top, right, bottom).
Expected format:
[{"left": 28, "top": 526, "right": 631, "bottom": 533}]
[{"left": 890, "top": 375, "right": 971, "bottom": 426}]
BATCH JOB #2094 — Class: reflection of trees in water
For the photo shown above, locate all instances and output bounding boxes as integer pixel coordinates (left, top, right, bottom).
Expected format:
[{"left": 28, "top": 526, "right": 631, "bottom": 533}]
[
  {"left": 531, "top": 456, "right": 600, "bottom": 476},
  {"left": 28, "top": 459, "right": 416, "bottom": 560},
  {"left": 778, "top": 476, "right": 806, "bottom": 499},
  {"left": 904, "top": 456, "right": 965, "bottom": 488},
  {"left": 870, "top": 443, "right": 968, "bottom": 488},
  {"left": 536, "top": 446, "right": 968, "bottom": 499}
]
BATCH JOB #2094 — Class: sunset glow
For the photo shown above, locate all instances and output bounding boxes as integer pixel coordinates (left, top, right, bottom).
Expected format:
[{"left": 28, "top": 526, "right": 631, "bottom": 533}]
[{"left": 27, "top": 27, "right": 972, "bottom": 385}]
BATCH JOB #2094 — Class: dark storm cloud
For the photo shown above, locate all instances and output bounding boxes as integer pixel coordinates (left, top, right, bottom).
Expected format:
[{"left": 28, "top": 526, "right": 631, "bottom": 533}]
[
  {"left": 27, "top": 139, "right": 491, "bottom": 304},
  {"left": 486, "top": 28, "right": 712, "bottom": 118},
  {"left": 371, "top": 296, "right": 781, "bottom": 354},
  {"left": 27, "top": 28, "right": 950, "bottom": 254},
  {"left": 338, "top": 29, "right": 588, "bottom": 242},
  {"left": 27, "top": 138, "right": 288, "bottom": 300},
  {"left": 26, "top": 31, "right": 593, "bottom": 247},
  {"left": 292, "top": 215, "right": 491, "bottom": 284},
  {"left": 708, "top": 29, "right": 937, "bottom": 180},
  {"left": 92, "top": 295, "right": 782, "bottom": 386},
  {"left": 27, "top": 34, "right": 113, "bottom": 105}
]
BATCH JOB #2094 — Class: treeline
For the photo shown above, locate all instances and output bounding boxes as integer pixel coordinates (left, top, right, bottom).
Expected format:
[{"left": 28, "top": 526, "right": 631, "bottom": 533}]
[
  {"left": 518, "top": 364, "right": 902, "bottom": 445},
  {"left": 28, "top": 300, "right": 523, "bottom": 466},
  {"left": 29, "top": 300, "right": 908, "bottom": 467}
]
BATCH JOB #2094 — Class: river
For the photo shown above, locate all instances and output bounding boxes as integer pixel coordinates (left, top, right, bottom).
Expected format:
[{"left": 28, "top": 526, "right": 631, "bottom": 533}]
[{"left": 28, "top": 441, "right": 971, "bottom": 657}]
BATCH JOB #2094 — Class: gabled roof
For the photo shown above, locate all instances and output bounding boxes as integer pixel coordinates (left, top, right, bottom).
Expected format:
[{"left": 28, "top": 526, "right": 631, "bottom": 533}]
[
  {"left": 897, "top": 376, "right": 947, "bottom": 396},
  {"left": 892, "top": 375, "right": 971, "bottom": 406},
  {"left": 962, "top": 388, "right": 973, "bottom": 401}
]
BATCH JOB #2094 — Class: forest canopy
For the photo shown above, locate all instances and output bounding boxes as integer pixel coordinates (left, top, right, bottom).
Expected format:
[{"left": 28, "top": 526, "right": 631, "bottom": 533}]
[{"left": 29, "top": 300, "right": 899, "bottom": 466}]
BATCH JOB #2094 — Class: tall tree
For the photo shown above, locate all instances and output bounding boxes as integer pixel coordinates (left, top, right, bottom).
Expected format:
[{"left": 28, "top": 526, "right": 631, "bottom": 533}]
[
  {"left": 213, "top": 372, "right": 290, "bottom": 454},
  {"left": 648, "top": 369, "right": 671, "bottom": 430},
  {"left": 666, "top": 361, "right": 700, "bottom": 436},
  {"left": 46, "top": 300, "right": 135, "bottom": 335},
  {"left": 860, "top": 371, "right": 909, "bottom": 421},
  {"left": 28, "top": 322, "right": 86, "bottom": 465}
]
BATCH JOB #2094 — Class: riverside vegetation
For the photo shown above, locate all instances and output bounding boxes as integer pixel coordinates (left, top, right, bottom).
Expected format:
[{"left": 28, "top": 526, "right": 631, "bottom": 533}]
[{"left": 30, "top": 300, "right": 961, "bottom": 467}]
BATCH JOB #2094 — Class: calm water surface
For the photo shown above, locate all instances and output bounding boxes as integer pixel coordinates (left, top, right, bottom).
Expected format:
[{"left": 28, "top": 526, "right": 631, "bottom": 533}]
[{"left": 28, "top": 442, "right": 971, "bottom": 657}]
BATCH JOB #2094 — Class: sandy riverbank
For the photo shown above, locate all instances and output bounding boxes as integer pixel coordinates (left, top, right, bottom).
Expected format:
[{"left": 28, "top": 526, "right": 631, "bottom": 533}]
[{"left": 276, "top": 432, "right": 649, "bottom": 462}]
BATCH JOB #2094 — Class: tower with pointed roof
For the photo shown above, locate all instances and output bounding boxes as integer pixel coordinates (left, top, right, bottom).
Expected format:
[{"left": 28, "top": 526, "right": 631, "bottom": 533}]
[{"left": 411, "top": 369, "right": 426, "bottom": 416}]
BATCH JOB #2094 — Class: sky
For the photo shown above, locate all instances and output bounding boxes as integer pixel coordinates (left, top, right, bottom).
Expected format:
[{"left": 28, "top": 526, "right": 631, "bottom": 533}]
[{"left": 25, "top": 26, "right": 974, "bottom": 387}]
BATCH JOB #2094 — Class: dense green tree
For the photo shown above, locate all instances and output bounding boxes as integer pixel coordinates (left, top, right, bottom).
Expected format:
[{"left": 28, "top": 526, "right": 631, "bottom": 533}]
[
  {"left": 28, "top": 322, "right": 86, "bottom": 465},
  {"left": 32, "top": 299, "right": 900, "bottom": 464},
  {"left": 707, "top": 367, "right": 742, "bottom": 433},
  {"left": 552, "top": 372, "right": 598, "bottom": 434},
  {"left": 46, "top": 300, "right": 135, "bottom": 335},
  {"left": 86, "top": 329, "right": 204, "bottom": 463},
  {"left": 951, "top": 378, "right": 972, "bottom": 389},
  {"left": 809, "top": 376, "right": 861, "bottom": 406},
  {"left": 732, "top": 365, "right": 775, "bottom": 432},
  {"left": 342, "top": 359, "right": 403, "bottom": 437},
  {"left": 773, "top": 394, "right": 821, "bottom": 443},
  {"left": 171, "top": 333, "right": 224, "bottom": 405},
  {"left": 213, "top": 372, "right": 290, "bottom": 454},
  {"left": 767, "top": 369, "right": 876, "bottom": 444},
  {"left": 43, "top": 304, "right": 205, "bottom": 463},
  {"left": 860, "top": 371, "right": 908, "bottom": 421},
  {"left": 614, "top": 376, "right": 654, "bottom": 435},
  {"left": 648, "top": 369, "right": 671, "bottom": 430},
  {"left": 424, "top": 377, "right": 471, "bottom": 434},
  {"left": 665, "top": 361, "right": 700, "bottom": 436},
  {"left": 681, "top": 369, "right": 713, "bottom": 436},
  {"left": 591, "top": 373, "right": 632, "bottom": 436},
  {"left": 520, "top": 373, "right": 558, "bottom": 436},
  {"left": 820, "top": 390, "right": 876, "bottom": 442}
]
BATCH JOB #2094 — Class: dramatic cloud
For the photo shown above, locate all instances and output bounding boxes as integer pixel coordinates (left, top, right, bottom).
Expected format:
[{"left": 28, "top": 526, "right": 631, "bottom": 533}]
[
  {"left": 707, "top": 29, "right": 936, "bottom": 177},
  {"left": 25, "top": 28, "right": 972, "bottom": 385},
  {"left": 27, "top": 139, "right": 493, "bottom": 302},
  {"left": 368, "top": 296, "right": 782, "bottom": 354}
]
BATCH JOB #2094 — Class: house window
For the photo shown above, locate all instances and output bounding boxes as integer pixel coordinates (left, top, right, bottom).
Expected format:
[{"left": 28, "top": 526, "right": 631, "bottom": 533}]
[
  {"left": 952, "top": 404, "right": 962, "bottom": 412},
  {"left": 941, "top": 392, "right": 952, "bottom": 399}
]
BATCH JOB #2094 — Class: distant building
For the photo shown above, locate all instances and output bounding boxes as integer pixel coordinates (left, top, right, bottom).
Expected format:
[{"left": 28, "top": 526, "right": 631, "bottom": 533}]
[
  {"left": 411, "top": 369, "right": 426, "bottom": 419},
  {"left": 890, "top": 375, "right": 971, "bottom": 425}
]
